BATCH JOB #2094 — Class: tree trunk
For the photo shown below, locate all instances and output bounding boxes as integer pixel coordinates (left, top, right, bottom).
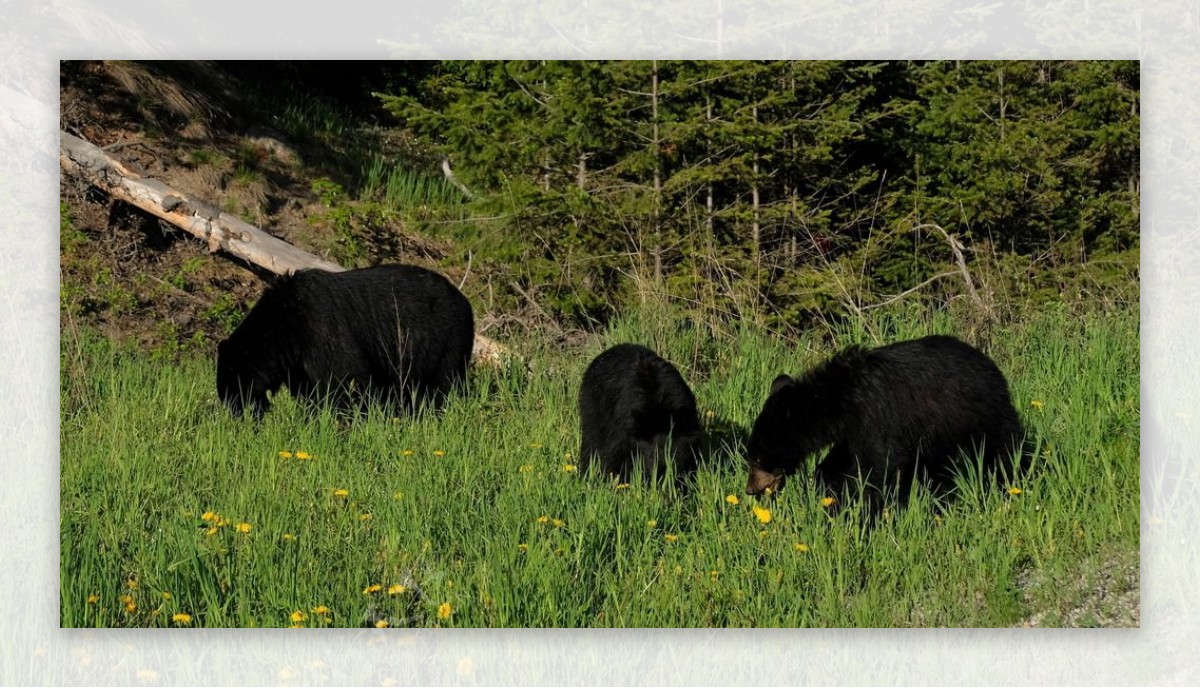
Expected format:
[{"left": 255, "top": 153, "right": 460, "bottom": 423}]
[{"left": 60, "top": 130, "right": 511, "bottom": 367}]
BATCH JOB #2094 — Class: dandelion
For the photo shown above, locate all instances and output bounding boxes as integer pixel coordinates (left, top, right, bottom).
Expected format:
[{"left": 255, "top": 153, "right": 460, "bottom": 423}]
[
  {"left": 375, "top": 619, "right": 390, "bottom": 628},
  {"left": 205, "top": 527, "right": 218, "bottom": 537},
  {"left": 794, "top": 542, "right": 810, "bottom": 553},
  {"left": 312, "top": 605, "right": 330, "bottom": 615},
  {"left": 201, "top": 511, "right": 218, "bottom": 522},
  {"left": 758, "top": 530, "right": 769, "bottom": 539},
  {"left": 124, "top": 601, "right": 137, "bottom": 613},
  {"left": 363, "top": 584, "right": 383, "bottom": 595},
  {"left": 705, "top": 410, "right": 716, "bottom": 420},
  {"left": 536, "top": 515, "right": 549, "bottom": 524},
  {"left": 433, "top": 450, "right": 446, "bottom": 457},
  {"left": 517, "top": 543, "right": 528, "bottom": 553},
  {"left": 295, "top": 451, "right": 312, "bottom": 460},
  {"left": 235, "top": 522, "right": 251, "bottom": 533},
  {"left": 387, "top": 584, "right": 406, "bottom": 595},
  {"left": 215, "top": 517, "right": 229, "bottom": 527},
  {"left": 278, "top": 451, "right": 293, "bottom": 459},
  {"left": 562, "top": 464, "right": 577, "bottom": 472},
  {"left": 1007, "top": 487, "right": 1023, "bottom": 496},
  {"left": 359, "top": 513, "right": 373, "bottom": 521},
  {"left": 530, "top": 442, "right": 543, "bottom": 449},
  {"left": 551, "top": 518, "right": 565, "bottom": 528},
  {"left": 752, "top": 505, "right": 772, "bottom": 524},
  {"left": 710, "top": 570, "right": 719, "bottom": 581},
  {"left": 393, "top": 491, "right": 404, "bottom": 500},
  {"left": 1030, "top": 399, "right": 1045, "bottom": 411},
  {"left": 172, "top": 612, "right": 192, "bottom": 625},
  {"left": 518, "top": 464, "right": 533, "bottom": 473},
  {"left": 290, "top": 610, "right": 306, "bottom": 623},
  {"left": 646, "top": 519, "right": 657, "bottom": 528},
  {"left": 127, "top": 578, "right": 139, "bottom": 590},
  {"left": 615, "top": 483, "right": 631, "bottom": 490},
  {"left": 564, "top": 452, "right": 572, "bottom": 459},
  {"left": 402, "top": 449, "right": 414, "bottom": 457},
  {"left": 160, "top": 591, "right": 172, "bottom": 600},
  {"left": 282, "top": 533, "right": 295, "bottom": 542},
  {"left": 821, "top": 496, "right": 837, "bottom": 508},
  {"left": 664, "top": 533, "right": 679, "bottom": 543},
  {"left": 86, "top": 593, "right": 99, "bottom": 604},
  {"left": 438, "top": 602, "right": 453, "bottom": 620},
  {"left": 119, "top": 594, "right": 133, "bottom": 605},
  {"left": 725, "top": 494, "right": 740, "bottom": 505},
  {"left": 333, "top": 488, "right": 349, "bottom": 498}
]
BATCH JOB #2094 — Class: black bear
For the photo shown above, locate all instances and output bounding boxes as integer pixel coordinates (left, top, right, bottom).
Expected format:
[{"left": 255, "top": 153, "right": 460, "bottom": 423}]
[
  {"left": 744, "top": 335, "right": 1022, "bottom": 501},
  {"left": 578, "top": 344, "right": 702, "bottom": 484},
  {"left": 216, "top": 264, "right": 474, "bottom": 418}
]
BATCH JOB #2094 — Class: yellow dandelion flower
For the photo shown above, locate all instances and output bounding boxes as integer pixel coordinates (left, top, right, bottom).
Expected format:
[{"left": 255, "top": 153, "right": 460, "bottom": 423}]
[
  {"left": 664, "top": 533, "right": 679, "bottom": 543},
  {"left": 725, "top": 494, "right": 740, "bottom": 505},
  {"left": 615, "top": 483, "right": 631, "bottom": 490},
  {"left": 278, "top": 451, "right": 293, "bottom": 459},
  {"left": 363, "top": 584, "right": 383, "bottom": 595},
  {"left": 934, "top": 515, "right": 944, "bottom": 526},
  {"left": 536, "top": 515, "right": 549, "bottom": 524},
  {"left": 821, "top": 496, "right": 837, "bottom": 508},
  {"left": 1008, "top": 487, "right": 1023, "bottom": 496},
  {"left": 710, "top": 570, "right": 719, "bottom": 581},
  {"left": 433, "top": 450, "right": 446, "bottom": 457},
  {"left": 359, "top": 513, "right": 373, "bottom": 521},
  {"left": 646, "top": 519, "right": 657, "bottom": 528},
  {"left": 563, "top": 464, "right": 577, "bottom": 472},
  {"left": 172, "top": 613, "right": 192, "bottom": 624},
  {"left": 290, "top": 610, "right": 306, "bottom": 623},
  {"left": 530, "top": 442, "right": 543, "bottom": 449},
  {"left": 160, "top": 591, "right": 172, "bottom": 600},
  {"left": 124, "top": 602, "right": 137, "bottom": 613},
  {"left": 705, "top": 409, "right": 716, "bottom": 420},
  {"left": 752, "top": 505, "right": 772, "bottom": 524},
  {"left": 127, "top": 579, "right": 139, "bottom": 590},
  {"left": 282, "top": 533, "right": 295, "bottom": 542},
  {"left": 215, "top": 517, "right": 229, "bottom": 528},
  {"left": 312, "top": 605, "right": 330, "bottom": 615},
  {"left": 758, "top": 529, "right": 769, "bottom": 538},
  {"left": 518, "top": 464, "right": 533, "bottom": 473},
  {"left": 87, "top": 593, "right": 99, "bottom": 604},
  {"left": 387, "top": 584, "right": 406, "bottom": 595},
  {"left": 551, "top": 518, "right": 565, "bottom": 528},
  {"left": 375, "top": 619, "right": 390, "bottom": 628},
  {"left": 333, "top": 488, "right": 349, "bottom": 498},
  {"left": 295, "top": 451, "right": 312, "bottom": 460},
  {"left": 402, "top": 449, "right": 414, "bottom": 456},
  {"left": 205, "top": 527, "right": 218, "bottom": 536},
  {"left": 1030, "top": 399, "right": 1045, "bottom": 411},
  {"left": 438, "top": 602, "right": 453, "bottom": 619},
  {"left": 517, "top": 543, "right": 528, "bottom": 553},
  {"left": 235, "top": 522, "right": 251, "bottom": 533},
  {"left": 794, "top": 542, "right": 809, "bottom": 553},
  {"left": 201, "top": 511, "right": 217, "bottom": 522},
  {"left": 393, "top": 491, "right": 404, "bottom": 500},
  {"left": 119, "top": 594, "right": 133, "bottom": 605}
]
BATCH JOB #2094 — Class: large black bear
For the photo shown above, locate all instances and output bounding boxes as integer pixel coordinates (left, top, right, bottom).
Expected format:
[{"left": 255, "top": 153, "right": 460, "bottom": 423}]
[
  {"left": 578, "top": 344, "right": 702, "bottom": 484},
  {"left": 744, "top": 335, "right": 1022, "bottom": 500},
  {"left": 216, "top": 264, "right": 474, "bottom": 418}
]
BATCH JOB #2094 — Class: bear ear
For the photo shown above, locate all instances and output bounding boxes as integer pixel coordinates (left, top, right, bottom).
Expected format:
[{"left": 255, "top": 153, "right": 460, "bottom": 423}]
[{"left": 769, "top": 374, "right": 794, "bottom": 396}]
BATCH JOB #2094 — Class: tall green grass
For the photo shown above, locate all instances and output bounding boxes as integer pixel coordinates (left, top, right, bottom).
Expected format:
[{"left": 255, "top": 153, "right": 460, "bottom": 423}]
[{"left": 59, "top": 304, "right": 1138, "bottom": 627}]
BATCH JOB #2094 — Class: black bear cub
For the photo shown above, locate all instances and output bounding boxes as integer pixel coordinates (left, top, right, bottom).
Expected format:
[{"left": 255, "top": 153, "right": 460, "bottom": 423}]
[
  {"left": 217, "top": 264, "right": 474, "bottom": 418},
  {"left": 744, "top": 335, "right": 1022, "bottom": 501},
  {"left": 578, "top": 344, "right": 701, "bottom": 484}
]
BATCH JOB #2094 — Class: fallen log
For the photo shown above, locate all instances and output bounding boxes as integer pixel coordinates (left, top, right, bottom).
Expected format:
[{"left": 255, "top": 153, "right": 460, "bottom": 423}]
[{"left": 59, "top": 130, "right": 511, "bottom": 367}]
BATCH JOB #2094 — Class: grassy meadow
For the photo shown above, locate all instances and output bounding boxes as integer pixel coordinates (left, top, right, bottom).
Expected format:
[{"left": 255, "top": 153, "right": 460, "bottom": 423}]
[{"left": 59, "top": 303, "right": 1139, "bottom": 628}]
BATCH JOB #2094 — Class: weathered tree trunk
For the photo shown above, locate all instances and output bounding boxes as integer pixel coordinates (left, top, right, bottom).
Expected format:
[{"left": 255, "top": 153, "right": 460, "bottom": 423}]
[{"left": 60, "top": 130, "right": 511, "bottom": 367}]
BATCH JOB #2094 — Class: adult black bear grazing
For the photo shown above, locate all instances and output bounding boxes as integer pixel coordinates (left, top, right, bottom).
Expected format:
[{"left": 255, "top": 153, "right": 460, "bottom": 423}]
[
  {"left": 216, "top": 264, "right": 474, "bottom": 418},
  {"left": 744, "top": 335, "right": 1022, "bottom": 500},
  {"left": 578, "top": 344, "right": 702, "bottom": 484}
]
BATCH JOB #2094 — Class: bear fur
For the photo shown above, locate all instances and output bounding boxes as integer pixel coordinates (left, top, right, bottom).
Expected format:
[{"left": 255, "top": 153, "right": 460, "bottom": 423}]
[
  {"left": 744, "top": 335, "right": 1023, "bottom": 500},
  {"left": 578, "top": 343, "right": 701, "bottom": 484},
  {"left": 216, "top": 264, "right": 474, "bottom": 418}
]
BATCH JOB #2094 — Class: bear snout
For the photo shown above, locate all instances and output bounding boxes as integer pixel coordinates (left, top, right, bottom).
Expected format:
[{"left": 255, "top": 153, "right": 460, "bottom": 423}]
[{"left": 745, "top": 465, "right": 783, "bottom": 495}]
